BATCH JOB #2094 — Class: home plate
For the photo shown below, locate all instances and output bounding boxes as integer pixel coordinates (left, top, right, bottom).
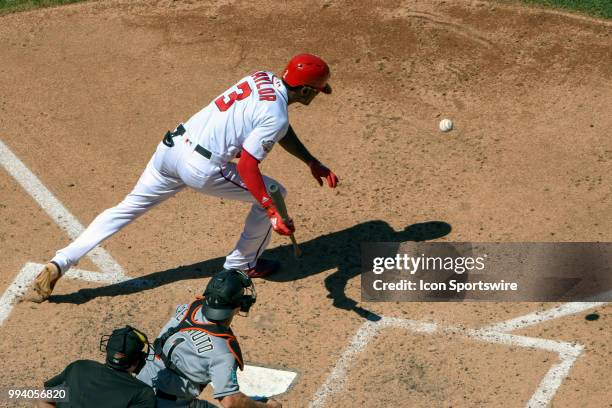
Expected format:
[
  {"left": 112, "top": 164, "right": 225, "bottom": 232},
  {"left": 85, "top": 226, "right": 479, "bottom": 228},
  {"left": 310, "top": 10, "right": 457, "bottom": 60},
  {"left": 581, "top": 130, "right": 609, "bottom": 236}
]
[{"left": 238, "top": 365, "right": 298, "bottom": 397}]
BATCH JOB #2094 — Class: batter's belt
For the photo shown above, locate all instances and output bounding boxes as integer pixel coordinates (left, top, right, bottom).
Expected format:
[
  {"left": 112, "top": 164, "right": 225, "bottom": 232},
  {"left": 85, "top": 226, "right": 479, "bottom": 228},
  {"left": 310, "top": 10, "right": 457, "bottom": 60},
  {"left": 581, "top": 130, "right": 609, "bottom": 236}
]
[{"left": 163, "top": 124, "right": 213, "bottom": 160}]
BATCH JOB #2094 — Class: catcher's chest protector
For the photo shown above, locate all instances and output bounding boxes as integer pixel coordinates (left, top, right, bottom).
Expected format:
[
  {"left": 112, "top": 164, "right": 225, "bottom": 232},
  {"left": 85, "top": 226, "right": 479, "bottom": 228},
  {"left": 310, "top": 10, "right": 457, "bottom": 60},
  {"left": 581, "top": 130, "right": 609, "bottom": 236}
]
[{"left": 154, "top": 298, "right": 244, "bottom": 380}]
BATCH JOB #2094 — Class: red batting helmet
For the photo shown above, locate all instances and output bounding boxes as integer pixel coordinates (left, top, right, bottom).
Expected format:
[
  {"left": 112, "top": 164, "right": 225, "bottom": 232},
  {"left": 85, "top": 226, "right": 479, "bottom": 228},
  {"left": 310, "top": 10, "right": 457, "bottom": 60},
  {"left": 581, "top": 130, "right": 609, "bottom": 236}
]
[{"left": 282, "top": 53, "right": 332, "bottom": 94}]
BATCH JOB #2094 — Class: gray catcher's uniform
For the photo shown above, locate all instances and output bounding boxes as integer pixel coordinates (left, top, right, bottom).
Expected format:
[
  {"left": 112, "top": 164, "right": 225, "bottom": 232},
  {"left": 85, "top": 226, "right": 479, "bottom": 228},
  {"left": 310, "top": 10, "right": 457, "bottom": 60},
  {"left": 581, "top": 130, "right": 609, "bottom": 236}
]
[{"left": 137, "top": 298, "right": 244, "bottom": 407}]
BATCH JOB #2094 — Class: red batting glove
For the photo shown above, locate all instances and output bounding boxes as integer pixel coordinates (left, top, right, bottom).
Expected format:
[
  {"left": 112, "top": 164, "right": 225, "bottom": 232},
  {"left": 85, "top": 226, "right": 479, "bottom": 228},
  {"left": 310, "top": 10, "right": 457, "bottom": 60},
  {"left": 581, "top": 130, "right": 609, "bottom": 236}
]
[
  {"left": 265, "top": 204, "right": 296, "bottom": 236},
  {"left": 309, "top": 161, "right": 339, "bottom": 188}
]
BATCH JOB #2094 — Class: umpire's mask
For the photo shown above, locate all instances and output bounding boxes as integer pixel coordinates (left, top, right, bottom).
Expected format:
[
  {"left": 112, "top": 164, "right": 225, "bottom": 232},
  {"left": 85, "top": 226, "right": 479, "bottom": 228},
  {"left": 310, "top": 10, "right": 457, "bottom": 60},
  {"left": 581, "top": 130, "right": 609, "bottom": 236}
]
[
  {"left": 100, "top": 325, "right": 151, "bottom": 374},
  {"left": 203, "top": 269, "right": 257, "bottom": 321}
]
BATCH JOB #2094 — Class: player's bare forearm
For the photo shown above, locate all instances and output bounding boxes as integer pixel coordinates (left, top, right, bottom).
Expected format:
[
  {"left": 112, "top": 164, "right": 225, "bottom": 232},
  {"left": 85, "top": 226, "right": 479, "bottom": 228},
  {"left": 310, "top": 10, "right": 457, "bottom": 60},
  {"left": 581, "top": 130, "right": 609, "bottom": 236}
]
[
  {"left": 280, "top": 125, "right": 339, "bottom": 188},
  {"left": 219, "top": 391, "right": 280, "bottom": 407},
  {"left": 278, "top": 125, "right": 317, "bottom": 165}
]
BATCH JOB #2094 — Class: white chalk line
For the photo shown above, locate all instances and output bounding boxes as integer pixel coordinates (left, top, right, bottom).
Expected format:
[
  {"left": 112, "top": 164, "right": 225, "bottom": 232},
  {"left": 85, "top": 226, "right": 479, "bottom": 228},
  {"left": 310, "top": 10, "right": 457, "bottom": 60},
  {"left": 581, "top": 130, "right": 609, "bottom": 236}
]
[
  {"left": 307, "top": 320, "right": 381, "bottom": 408},
  {"left": 485, "top": 302, "right": 607, "bottom": 333},
  {"left": 0, "top": 139, "right": 123, "bottom": 278},
  {"left": 308, "top": 319, "right": 438, "bottom": 408},
  {"left": 308, "top": 312, "right": 594, "bottom": 408},
  {"left": 527, "top": 350, "right": 582, "bottom": 408},
  {"left": 0, "top": 263, "right": 41, "bottom": 327},
  {"left": 0, "top": 139, "right": 297, "bottom": 396},
  {"left": 309, "top": 281, "right": 608, "bottom": 407},
  {"left": 0, "top": 138, "right": 125, "bottom": 328},
  {"left": 445, "top": 325, "right": 584, "bottom": 408},
  {"left": 0, "top": 262, "right": 126, "bottom": 327}
]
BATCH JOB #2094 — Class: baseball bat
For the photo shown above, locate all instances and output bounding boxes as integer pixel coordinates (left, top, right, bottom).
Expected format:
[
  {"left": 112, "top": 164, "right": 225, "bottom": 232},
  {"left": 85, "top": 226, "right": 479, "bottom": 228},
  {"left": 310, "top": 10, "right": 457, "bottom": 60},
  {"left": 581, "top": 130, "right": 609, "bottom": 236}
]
[{"left": 268, "top": 184, "right": 301, "bottom": 257}]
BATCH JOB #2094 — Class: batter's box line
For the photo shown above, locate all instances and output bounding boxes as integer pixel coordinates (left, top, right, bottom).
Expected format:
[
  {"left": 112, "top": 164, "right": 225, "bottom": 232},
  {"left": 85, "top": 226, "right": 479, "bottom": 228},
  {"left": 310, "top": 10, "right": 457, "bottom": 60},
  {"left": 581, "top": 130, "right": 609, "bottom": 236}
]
[
  {"left": 0, "top": 138, "right": 127, "bottom": 325},
  {"left": 0, "top": 139, "right": 124, "bottom": 278},
  {"left": 308, "top": 316, "right": 584, "bottom": 408},
  {"left": 484, "top": 301, "right": 608, "bottom": 333},
  {"left": 0, "top": 262, "right": 126, "bottom": 327}
]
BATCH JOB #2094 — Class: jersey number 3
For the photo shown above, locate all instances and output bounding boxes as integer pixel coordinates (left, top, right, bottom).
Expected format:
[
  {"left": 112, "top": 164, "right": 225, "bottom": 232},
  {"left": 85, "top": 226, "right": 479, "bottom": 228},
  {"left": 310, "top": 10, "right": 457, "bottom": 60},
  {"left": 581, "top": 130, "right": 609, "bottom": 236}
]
[{"left": 215, "top": 81, "right": 252, "bottom": 112}]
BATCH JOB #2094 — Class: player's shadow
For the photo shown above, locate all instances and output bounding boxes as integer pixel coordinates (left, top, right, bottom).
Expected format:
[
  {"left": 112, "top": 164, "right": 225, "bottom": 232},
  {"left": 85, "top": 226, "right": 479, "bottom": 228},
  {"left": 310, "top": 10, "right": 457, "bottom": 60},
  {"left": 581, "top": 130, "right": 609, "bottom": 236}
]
[
  {"left": 265, "top": 220, "right": 452, "bottom": 321},
  {"left": 50, "top": 220, "right": 451, "bottom": 321}
]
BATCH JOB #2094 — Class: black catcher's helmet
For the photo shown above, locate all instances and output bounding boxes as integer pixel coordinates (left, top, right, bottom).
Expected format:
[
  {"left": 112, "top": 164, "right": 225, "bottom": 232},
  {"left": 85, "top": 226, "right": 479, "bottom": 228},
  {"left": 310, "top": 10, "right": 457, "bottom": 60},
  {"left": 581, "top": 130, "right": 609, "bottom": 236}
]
[{"left": 203, "top": 269, "right": 257, "bottom": 321}]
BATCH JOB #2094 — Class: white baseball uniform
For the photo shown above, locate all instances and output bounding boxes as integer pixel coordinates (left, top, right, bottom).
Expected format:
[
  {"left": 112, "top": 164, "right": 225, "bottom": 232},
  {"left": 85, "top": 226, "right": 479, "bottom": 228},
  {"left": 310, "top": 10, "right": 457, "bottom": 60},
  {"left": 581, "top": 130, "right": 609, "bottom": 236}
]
[{"left": 51, "top": 71, "right": 289, "bottom": 273}]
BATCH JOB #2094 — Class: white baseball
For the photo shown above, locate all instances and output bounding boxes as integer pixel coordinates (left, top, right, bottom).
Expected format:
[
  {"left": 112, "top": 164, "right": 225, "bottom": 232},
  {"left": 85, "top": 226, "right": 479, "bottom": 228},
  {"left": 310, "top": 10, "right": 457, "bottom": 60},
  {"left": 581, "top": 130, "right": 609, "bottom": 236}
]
[{"left": 439, "top": 118, "right": 453, "bottom": 132}]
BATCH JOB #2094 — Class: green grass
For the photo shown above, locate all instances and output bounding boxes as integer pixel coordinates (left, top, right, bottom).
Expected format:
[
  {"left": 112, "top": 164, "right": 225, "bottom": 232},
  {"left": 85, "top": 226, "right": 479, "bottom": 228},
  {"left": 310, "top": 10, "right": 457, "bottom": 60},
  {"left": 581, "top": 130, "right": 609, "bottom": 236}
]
[
  {"left": 521, "top": 0, "right": 612, "bottom": 19},
  {"left": 1, "top": 0, "right": 610, "bottom": 19},
  {"left": 0, "top": 0, "right": 86, "bottom": 15}
]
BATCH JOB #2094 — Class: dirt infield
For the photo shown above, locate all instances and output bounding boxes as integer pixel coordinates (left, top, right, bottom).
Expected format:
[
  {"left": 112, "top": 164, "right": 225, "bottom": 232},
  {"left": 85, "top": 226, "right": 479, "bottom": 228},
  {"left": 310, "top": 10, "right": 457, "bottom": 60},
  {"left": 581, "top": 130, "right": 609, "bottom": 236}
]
[{"left": 0, "top": 0, "right": 610, "bottom": 407}]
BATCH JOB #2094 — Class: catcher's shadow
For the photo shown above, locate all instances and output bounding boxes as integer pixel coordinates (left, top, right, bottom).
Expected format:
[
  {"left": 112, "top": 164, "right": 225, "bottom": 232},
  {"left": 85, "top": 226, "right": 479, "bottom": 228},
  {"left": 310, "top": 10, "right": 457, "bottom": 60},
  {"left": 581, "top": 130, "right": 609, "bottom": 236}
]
[{"left": 50, "top": 220, "right": 451, "bottom": 321}]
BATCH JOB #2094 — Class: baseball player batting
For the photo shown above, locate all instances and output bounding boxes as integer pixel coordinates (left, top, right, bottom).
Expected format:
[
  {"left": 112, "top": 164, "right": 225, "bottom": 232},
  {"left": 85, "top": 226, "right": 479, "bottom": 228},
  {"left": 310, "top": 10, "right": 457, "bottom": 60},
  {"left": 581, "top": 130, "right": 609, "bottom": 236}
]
[{"left": 27, "top": 53, "right": 339, "bottom": 303}]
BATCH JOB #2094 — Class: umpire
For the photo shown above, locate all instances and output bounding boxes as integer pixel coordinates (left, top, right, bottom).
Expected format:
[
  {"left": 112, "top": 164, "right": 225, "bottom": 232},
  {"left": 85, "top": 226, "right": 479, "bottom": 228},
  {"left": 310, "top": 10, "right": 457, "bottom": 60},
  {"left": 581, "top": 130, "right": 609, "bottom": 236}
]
[
  {"left": 37, "top": 326, "right": 156, "bottom": 408},
  {"left": 137, "top": 269, "right": 282, "bottom": 408}
]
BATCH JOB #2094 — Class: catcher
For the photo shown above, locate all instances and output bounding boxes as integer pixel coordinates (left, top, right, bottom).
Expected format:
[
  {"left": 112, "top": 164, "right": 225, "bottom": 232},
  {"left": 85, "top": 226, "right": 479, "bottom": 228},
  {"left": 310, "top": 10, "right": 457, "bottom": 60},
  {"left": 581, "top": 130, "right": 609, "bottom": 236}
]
[{"left": 137, "top": 269, "right": 282, "bottom": 407}]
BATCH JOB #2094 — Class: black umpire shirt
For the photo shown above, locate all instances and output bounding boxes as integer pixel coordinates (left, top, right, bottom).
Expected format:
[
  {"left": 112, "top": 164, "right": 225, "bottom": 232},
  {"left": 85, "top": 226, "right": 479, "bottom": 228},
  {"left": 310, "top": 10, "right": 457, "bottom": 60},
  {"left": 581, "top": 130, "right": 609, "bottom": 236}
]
[{"left": 44, "top": 359, "right": 155, "bottom": 408}]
